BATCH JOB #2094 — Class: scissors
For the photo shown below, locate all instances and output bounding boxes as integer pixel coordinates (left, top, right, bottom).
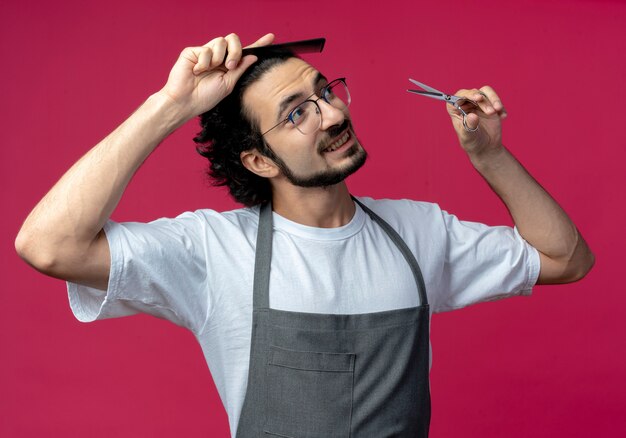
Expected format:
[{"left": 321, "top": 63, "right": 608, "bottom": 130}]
[{"left": 407, "top": 79, "right": 480, "bottom": 132}]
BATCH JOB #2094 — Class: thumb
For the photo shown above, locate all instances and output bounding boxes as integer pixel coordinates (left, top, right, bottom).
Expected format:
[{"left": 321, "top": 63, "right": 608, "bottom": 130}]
[
  {"left": 464, "top": 113, "right": 480, "bottom": 132},
  {"left": 244, "top": 33, "right": 275, "bottom": 49}
]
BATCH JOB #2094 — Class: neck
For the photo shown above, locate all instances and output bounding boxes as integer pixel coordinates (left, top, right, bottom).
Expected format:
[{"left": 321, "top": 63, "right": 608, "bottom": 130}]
[{"left": 271, "top": 182, "right": 355, "bottom": 228}]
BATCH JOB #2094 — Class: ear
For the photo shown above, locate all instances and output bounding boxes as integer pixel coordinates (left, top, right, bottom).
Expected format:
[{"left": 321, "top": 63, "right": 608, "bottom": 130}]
[{"left": 240, "top": 149, "right": 280, "bottom": 178}]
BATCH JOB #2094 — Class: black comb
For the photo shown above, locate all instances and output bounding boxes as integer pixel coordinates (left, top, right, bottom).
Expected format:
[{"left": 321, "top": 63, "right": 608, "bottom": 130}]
[{"left": 240, "top": 38, "right": 325, "bottom": 57}]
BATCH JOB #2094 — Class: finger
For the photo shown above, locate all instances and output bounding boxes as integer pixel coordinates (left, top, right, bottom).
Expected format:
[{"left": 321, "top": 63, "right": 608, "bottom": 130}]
[
  {"left": 479, "top": 85, "right": 508, "bottom": 118},
  {"left": 451, "top": 88, "right": 492, "bottom": 116},
  {"left": 202, "top": 36, "right": 225, "bottom": 48},
  {"left": 224, "top": 33, "right": 242, "bottom": 70},
  {"left": 243, "top": 32, "right": 275, "bottom": 49},
  {"left": 209, "top": 38, "right": 228, "bottom": 69},
  {"left": 468, "top": 89, "right": 497, "bottom": 116},
  {"left": 478, "top": 85, "right": 502, "bottom": 109},
  {"left": 223, "top": 54, "right": 258, "bottom": 90},
  {"left": 192, "top": 47, "right": 213, "bottom": 75}
]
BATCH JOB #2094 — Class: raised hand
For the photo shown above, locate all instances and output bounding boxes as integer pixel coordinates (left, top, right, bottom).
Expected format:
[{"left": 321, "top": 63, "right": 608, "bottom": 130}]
[
  {"left": 158, "top": 33, "right": 275, "bottom": 122},
  {"left": 447, "top": 86, "right": 508, "bottom": 156}
]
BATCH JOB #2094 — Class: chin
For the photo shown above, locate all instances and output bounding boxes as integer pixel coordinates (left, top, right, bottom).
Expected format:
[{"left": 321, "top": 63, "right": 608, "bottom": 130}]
[{"left": 290, "top": 146, "right": 368, "bottom": 188}]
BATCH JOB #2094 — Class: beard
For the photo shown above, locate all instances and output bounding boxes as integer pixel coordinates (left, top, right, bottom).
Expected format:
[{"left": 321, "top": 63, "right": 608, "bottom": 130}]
[
  {"left": 275, "top": 142, "right": 367, "bottom": 188},
  {"left": 265, "top": 120, "right": 368, "bottom": 188}
]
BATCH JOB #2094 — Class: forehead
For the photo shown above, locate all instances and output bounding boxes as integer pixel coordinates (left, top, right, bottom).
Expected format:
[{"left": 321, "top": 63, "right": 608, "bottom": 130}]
[{"left": 242, "top": 57, "right": 322, "bottom": 127}]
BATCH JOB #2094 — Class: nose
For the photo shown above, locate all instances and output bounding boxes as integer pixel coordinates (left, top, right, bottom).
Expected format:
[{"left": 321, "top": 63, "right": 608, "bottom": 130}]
[{"left": 318, "top": 99, "right": 346, "bottom": 131}]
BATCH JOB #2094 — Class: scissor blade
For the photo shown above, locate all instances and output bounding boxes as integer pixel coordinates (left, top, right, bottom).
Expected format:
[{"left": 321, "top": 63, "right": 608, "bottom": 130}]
[
  {"left": 407, "top": 89, "right": 447, "bottom": 102},
  {"left": 408, "top": 79, "right": 443, "bottom": 94}
]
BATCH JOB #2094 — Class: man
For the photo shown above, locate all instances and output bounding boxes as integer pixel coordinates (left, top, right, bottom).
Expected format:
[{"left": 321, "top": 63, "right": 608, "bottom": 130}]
[{"left": 16, "top": 33, "right": 594, "bottom": 437}]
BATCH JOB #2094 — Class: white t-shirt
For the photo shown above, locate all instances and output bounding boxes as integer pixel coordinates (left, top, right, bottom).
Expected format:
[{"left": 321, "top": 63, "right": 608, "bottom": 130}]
[{"left": 67, "top": 197, "right": 540, "bottom": 436}]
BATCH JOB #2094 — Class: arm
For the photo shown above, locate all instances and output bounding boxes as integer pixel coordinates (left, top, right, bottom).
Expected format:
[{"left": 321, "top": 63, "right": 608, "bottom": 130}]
[
  {"left": 15, "top": 33, "right": 274, "bottom": 290},
  {"left": 447, "top": 87, "right": 594, "bottom": 284}
]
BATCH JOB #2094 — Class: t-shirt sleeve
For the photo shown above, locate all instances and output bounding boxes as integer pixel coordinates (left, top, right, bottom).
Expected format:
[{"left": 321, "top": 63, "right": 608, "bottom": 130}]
[
  {"left": 432, "top": 209, "right": 541, "bottom": 313},
  {"left": 67, "top": 212, "right": 211, "bottom": 334}
]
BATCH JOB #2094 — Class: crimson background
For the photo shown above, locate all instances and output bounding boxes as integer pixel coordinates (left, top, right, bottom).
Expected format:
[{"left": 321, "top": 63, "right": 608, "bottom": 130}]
[{"left": 2, "top": 0, "right": 625, "bottom": 436}]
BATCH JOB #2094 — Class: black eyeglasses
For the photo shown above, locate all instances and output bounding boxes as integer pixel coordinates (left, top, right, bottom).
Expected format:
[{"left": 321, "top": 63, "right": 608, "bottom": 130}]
[{"left": 261, "top": 78, "right": 351, "bottom": 136}]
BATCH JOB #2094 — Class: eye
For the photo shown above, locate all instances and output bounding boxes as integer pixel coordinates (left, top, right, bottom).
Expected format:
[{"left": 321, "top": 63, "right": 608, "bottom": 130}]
[
  {"left": 288, "top": 101, "right": 317, "bottom": 125},
  {"left": 322, "top": 85, "right": 335, "bottom": 102},
  {"left": 289, "top": 105, "right": 306, "bottom": 124}
]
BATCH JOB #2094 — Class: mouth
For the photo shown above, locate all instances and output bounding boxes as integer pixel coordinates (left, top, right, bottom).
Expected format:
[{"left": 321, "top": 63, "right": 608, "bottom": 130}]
[{"left": 321, "top": 129, "right": 353, "bottom": 154}]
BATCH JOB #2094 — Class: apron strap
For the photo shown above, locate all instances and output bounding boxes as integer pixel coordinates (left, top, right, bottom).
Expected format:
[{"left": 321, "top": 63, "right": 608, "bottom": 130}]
[
  {"left": 253, "top": 202, "right": 273, "bottom": 309},
  {"left": 352, "top": 197, "right": 429, "bottom": 307},
  {"left": 253, "top": 198, "right": 429, "bottom": 310}
]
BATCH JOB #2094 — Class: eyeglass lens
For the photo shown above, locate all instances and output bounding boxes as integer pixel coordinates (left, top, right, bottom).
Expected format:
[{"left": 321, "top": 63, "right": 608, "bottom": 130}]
[{"left": 290, "top": 80, "right": 351, "bottom": 134}]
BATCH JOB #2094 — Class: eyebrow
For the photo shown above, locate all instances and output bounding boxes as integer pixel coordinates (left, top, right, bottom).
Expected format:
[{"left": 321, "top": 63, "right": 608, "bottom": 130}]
[{"left": 275, "top": 72, "right": 328, "bottom": 123}]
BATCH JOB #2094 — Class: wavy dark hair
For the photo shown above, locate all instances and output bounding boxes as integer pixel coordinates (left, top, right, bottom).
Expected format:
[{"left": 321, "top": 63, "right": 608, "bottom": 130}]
[{"left": 193, "top": 52, "right": 296, "bottom": 206}]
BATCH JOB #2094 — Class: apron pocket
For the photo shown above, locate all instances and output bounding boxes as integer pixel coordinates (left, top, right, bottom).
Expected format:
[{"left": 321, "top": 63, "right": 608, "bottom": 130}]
[{"left": 264, "top": 345, "right": 355, "bottom": 438}]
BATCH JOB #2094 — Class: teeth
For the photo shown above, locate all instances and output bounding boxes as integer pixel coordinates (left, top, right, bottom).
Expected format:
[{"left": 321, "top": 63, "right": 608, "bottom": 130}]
[{"left": 325, "top": 132, "right": 350, "bottom": 152}]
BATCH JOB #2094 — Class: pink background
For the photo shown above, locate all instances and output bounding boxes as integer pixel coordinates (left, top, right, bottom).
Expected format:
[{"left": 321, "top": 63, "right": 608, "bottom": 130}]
[{"left": 2, "top": 0, "right": 625, "bottom": 436}]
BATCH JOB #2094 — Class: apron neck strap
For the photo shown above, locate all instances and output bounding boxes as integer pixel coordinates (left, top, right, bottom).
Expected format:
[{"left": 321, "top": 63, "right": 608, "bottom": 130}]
[
  {"left": 253, "top": 202, "right": 273, "bottom": 309},
  {"left": 352, "top": 197, "right": 428, "bottom": 307},
  {"left": 253, "top": 198, "right": 429, "bottom": 310}
]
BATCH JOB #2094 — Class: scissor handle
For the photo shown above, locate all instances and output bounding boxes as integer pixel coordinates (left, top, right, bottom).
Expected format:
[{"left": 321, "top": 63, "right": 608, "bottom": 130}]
[
  {"left": 408, "top": 83, "right": 482, "bottom": 133},
  {"left": 453, "top": 98, "right": 479, "bottom": 133}
]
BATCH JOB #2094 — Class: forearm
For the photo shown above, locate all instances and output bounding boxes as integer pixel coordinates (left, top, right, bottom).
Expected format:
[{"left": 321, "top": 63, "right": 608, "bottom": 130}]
[
  {"left": 469, "top": 145, "right": 594, "bottom": 283},
  {"left": 16, "top": 92, "right": 188, "bottom": 269}
]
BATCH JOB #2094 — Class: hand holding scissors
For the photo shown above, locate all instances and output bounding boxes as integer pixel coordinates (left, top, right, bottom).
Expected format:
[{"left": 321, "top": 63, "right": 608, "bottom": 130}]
[{"left": 407, "top": 79, "right": 508, "bottom": 153}]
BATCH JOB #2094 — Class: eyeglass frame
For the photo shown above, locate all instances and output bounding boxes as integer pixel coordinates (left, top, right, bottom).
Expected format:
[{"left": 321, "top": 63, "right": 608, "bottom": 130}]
[{"left": 260, "top": 77, "right": 350, "bottom": 137}]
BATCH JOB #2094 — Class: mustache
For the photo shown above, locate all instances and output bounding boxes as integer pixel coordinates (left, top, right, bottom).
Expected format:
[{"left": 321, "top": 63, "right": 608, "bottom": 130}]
[{"left": 317, "top": 120, "right": 352, "bottom": 152}]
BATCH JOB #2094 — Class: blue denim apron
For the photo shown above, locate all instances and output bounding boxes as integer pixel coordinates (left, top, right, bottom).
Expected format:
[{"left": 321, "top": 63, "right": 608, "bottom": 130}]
[{"left": 236, "top": 198, "right": 431, "bottom": 437}]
